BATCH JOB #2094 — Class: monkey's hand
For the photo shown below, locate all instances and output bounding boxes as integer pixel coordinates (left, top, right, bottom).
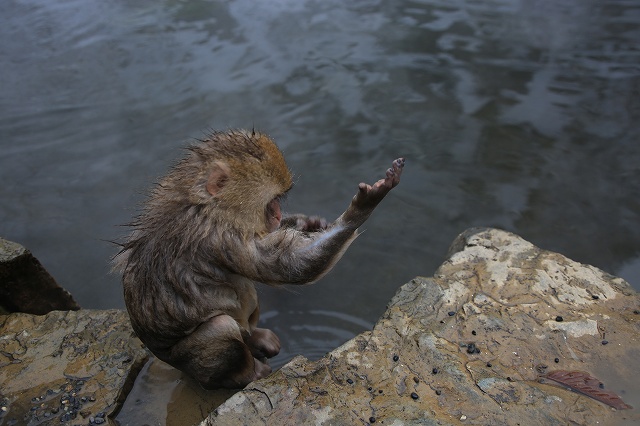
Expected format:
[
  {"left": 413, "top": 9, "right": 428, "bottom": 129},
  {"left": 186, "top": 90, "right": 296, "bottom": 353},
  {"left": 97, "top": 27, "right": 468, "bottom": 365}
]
[
  {"left": 280, "top": 214, "right": 328, "bottom": 232},
  {"left": 341, "top": 158, "right": 404, "bottom": 227}
]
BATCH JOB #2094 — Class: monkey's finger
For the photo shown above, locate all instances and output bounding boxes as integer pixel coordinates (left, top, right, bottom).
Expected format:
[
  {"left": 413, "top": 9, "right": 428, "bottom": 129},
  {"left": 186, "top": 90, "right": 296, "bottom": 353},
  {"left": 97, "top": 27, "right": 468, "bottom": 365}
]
[
  {"left": 393, "top": 158, "right": 405, "bottom": 175},
  {"left": 387, "top": 158, "right": 405, "bottom": 186},
  {"left": 358, "top": 182, "right": 371, "bottom": 193}
]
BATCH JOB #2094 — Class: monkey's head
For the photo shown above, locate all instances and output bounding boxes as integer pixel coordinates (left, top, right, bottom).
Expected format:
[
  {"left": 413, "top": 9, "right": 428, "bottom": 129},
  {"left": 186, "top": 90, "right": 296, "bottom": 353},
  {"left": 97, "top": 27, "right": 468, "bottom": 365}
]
[{"left": 165, "top": 129, "right": 293, "bottom": 237}]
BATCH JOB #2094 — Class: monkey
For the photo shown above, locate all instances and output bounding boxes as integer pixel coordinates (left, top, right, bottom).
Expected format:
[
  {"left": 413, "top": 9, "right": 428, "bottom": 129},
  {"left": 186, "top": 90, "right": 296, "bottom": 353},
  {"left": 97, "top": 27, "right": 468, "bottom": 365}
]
[{"left": 113, "top": 129, "right": 404, "bottom": 389}]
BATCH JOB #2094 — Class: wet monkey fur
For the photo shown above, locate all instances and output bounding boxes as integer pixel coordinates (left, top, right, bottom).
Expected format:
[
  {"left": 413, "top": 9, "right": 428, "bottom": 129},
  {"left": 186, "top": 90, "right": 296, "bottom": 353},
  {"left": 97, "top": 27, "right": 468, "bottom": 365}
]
[{"left": 114, "top": 129, "right": 404, "bottom": 389}]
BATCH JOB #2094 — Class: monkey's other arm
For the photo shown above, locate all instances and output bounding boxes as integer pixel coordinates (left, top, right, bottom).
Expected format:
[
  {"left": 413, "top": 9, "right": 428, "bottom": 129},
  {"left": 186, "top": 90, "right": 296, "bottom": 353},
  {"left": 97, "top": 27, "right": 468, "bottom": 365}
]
[{"left": 238, "top": 158, "right": 405, "bottom": 284}]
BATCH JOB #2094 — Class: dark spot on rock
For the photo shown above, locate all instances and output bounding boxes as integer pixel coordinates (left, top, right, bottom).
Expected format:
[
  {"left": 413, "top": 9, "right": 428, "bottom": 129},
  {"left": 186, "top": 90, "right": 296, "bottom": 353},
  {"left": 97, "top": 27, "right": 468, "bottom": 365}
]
[
  {"left": 554, "top": 358, "right": 560, "bottom": 363},
  {"left": 378, "top": 389, "right": 383, "bottom": 394},
  {"left": 393, "top": 354, "right": 399, "bottom": 362},
  {"left": 475, "top": 347, "right": 481, "bottom": 354},
  {"left": 413, "top": 377, "right": 419, "bottom": 384},
  {"left": 435, "top": 390, "right": 442, "bottom": 395},
  {"left": 94, "top": 418, "right": 105, "bottom": 425},
  {"left": 432, "top": 368, "right": 439, "bottom": 374},
  {"left": 633, "top": 309, "right": 639, "bottom": 314},
  {"left": 536, "top": 364, "right": 548, "bottom": 374},
  {"left": 599, "top": 383, "right": 605, "bottom": 389},
  {"left": 368, "top": 387, "right": 373, "bottom": 392},
  {"left": 472, "top": 330, "right": 477, "bottom": 335},
  {"left": 507, "top": 377, "right": 513, "bottom": 382},
  {"left": 369, "top": 416, "right": 376, "bottom": 423},
  {"left": 487, "top": 362, "right": 492, "bottom": 368},
  {"left": 602, "top": 340, "right": 609, "bottom": 345},
  {"left": 346, "top": 378, "right": 354, "bottom": 385},
  {"left": 555, "top": 316, "right": 563, "bottom": 322},
  {"left": 466, "top": 343, "right": 477, "bottom": 354},
  {"left": 411, "top": 392, "right": 419, "bottom": 400},
  {"left": 448, "top": 311, "right": 455, "bottom": 316},
  {"left": 592, "top": 295, "right": 599, "bottom": 300}
]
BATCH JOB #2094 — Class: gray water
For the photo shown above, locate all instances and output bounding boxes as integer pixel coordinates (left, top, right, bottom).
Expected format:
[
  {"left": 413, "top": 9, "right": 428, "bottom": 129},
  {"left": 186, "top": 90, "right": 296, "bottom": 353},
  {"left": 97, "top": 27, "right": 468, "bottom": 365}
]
[{"left": 1, "top": 0, "right": 639, "bottom": 417}]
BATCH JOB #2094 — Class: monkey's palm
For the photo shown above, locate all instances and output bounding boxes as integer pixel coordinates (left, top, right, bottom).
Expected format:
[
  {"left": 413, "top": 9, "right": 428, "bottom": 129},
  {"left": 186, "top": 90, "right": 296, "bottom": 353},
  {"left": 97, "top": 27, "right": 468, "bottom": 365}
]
[{"left": 343, "top": 158, "right": 404, "bottom": 226}]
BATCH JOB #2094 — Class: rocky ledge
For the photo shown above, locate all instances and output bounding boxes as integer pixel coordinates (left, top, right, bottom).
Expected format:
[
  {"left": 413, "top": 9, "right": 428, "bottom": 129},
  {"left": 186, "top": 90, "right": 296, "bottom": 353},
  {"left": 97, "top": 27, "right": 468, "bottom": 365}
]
[
  {"left": 1, "top": 229, "right": 639, "bottom": 425},
  {"left": 203, "top": 228, "right": 640, "bottom": 425},
  {"left": 0, "top": 310, "right": 147, "bottom": 425}
]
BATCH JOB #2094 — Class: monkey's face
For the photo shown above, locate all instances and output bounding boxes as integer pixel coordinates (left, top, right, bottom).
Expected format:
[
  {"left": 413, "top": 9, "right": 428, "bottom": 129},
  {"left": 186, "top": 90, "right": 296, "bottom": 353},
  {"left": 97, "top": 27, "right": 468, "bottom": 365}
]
[{"left": 188, "top": 130, "right": 292, "bottom": 236}]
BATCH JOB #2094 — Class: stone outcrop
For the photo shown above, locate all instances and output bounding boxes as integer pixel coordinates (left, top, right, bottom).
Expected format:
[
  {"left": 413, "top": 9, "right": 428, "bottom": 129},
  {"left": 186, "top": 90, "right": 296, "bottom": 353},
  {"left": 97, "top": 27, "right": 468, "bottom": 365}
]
[
  {"left": 0, "top": 238, "right": 79, "bottom": 314},
  {"left": 202, "top": 228, "right": 640, "bottom": 425},
  {"left": 0, "top": 309, "right": 148, "bottom": 425}
]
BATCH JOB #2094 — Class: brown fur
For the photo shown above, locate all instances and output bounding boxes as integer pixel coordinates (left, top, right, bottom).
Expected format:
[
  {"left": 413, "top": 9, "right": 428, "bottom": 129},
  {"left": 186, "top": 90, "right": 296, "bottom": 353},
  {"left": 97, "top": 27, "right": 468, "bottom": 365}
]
[{"left": 114, "top": 129, "right": 404, "bottom": 389}]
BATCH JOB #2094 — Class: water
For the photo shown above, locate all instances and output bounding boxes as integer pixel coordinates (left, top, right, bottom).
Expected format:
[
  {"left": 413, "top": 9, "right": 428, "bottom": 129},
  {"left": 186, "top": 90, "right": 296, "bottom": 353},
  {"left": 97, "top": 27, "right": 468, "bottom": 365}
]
[{"left": 1, "top": 0, "right": 639, "bottom": 423}]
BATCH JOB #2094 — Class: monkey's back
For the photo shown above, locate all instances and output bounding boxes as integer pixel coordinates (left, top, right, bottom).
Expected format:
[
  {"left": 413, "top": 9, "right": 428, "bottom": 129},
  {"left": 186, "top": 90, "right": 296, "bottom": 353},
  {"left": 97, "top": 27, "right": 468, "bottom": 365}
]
[{"left": 119, "top": 230, "right": 260, "bottom": 359}]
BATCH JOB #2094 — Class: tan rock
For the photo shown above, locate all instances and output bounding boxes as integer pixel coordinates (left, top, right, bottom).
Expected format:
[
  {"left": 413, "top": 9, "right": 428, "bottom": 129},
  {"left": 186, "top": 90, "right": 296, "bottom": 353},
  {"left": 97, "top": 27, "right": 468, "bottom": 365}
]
[
  {"left": 0, "top": 309, "right": 147, "bottom": 425},
  {"left": 202, "top": 228, "right": 640, "bottom": 426}
]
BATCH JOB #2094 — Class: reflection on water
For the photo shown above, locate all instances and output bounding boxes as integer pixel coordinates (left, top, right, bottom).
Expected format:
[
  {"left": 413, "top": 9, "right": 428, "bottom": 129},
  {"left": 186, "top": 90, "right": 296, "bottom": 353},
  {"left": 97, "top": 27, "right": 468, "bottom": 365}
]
[{"left": 2, "top": 0, "right": 639, "bottom": 422}]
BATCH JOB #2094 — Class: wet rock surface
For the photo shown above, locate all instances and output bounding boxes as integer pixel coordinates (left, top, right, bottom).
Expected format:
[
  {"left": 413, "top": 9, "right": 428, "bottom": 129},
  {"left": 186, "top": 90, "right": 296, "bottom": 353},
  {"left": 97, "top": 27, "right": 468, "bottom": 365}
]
[
  {"left": 203, "top": 228, "right": 640, "bottom": 425},
  {"left": 115, "top": 357, "right": 236, "bottom": 426},
  {"left": 0, "top": 238, "right": 79, "bottom": 314},
  {"left": 0, "top": 309, "right": 148, "bottom": 425}
]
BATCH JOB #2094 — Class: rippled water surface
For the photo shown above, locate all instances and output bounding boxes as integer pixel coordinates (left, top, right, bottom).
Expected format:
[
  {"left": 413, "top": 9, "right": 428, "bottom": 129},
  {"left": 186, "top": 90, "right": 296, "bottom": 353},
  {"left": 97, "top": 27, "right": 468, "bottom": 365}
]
[{"left": 2, "top": 0, "right": 639, "bottom": 423}]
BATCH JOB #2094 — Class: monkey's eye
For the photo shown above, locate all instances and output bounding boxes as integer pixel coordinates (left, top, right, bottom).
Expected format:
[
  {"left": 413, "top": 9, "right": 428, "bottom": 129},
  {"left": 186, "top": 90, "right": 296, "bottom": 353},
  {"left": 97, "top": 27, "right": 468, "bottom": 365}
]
[{"left": 278, "top": 192, "right": 289, "bottom": 204}]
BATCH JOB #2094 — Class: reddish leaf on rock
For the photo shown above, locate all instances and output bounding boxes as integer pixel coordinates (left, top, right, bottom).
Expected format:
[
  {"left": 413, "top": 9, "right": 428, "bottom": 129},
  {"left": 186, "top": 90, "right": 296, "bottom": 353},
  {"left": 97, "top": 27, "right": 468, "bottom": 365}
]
[{"left": 543, "top": 370, "right": 633, "bottom": 410}]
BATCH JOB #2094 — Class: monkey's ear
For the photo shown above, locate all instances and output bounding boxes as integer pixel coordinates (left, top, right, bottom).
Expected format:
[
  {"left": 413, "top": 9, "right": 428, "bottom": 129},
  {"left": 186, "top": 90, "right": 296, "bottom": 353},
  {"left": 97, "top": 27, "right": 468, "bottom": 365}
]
[{"left": 206, "top": 162, "right": 230, "bottom": 196}]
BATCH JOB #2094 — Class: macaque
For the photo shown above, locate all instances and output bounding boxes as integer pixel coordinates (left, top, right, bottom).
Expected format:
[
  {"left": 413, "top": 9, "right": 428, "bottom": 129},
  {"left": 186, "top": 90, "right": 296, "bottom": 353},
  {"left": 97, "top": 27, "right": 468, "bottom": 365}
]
[{"left": 114, "top": 129, "right": 404, "bottom": 389}]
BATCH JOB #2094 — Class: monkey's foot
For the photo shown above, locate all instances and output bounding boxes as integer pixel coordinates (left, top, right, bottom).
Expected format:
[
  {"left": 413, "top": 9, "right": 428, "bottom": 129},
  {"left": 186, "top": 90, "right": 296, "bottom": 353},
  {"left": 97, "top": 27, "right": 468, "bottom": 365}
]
[
  {"left": 253, "top": 358, "right": 272, "bottom": 380},
  {"left": 246, "top": 328, "right": 281, "bottom": 359}
]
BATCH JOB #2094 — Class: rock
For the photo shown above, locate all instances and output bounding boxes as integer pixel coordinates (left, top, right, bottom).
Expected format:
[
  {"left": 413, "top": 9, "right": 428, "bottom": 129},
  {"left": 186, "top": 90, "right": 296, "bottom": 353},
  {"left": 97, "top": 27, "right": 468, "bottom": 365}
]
[
  {"left": 0, "top": 309, "right": 148, "bottom": 425},
  {"left": 202, "top": 228, "right": 640, "bottom": 425},
  {"left": 0, "top": 238, "right": 80, "bottom": 314}
]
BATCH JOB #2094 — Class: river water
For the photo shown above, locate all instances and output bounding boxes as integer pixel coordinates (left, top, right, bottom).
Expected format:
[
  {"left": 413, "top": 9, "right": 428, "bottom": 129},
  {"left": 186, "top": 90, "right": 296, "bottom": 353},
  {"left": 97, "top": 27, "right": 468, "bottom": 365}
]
[{"left": 1, "top": 0, "right": 639, "bottom": 423}]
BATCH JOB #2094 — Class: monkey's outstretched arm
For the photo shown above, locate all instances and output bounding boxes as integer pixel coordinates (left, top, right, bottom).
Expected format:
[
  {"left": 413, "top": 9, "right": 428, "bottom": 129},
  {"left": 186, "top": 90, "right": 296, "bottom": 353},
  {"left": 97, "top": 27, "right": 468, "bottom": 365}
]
[{"left": 236, "top": 158, "right": 405, "bottom": 284}]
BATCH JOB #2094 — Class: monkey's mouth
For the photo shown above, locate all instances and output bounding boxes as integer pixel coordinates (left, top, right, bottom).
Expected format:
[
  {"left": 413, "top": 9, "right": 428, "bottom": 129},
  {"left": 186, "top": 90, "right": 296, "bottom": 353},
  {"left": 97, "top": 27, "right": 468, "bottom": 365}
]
[{"left": 265, "top": 198, "right": 282, "bottom": 231}]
